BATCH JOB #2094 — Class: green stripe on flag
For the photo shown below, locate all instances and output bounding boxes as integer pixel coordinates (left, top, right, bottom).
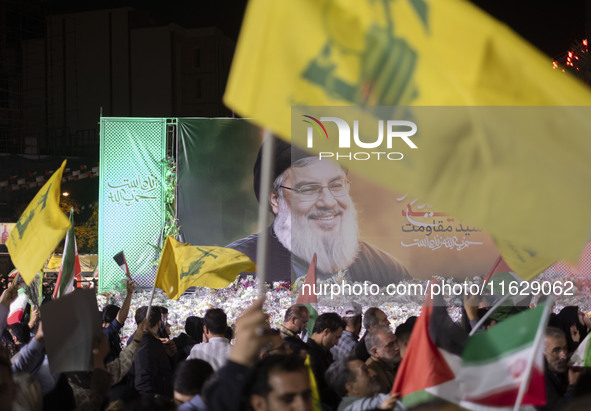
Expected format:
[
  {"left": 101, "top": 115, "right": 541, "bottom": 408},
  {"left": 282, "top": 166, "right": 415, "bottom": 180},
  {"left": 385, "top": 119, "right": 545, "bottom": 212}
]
[
  {"left": 462, "top": 305, "right": 544, "bottom": 364},
  {"left": 584, "top": 338, "right": 591, "bottom": 367},
  {"left": 401, "top": 390, "right": 439, "bottom": 408},
  {"left": 402, "top": 390, "right": 471, "bottom": 410},
  {"left": 305, "top": 303, "right": 318, "bottom": 337}
]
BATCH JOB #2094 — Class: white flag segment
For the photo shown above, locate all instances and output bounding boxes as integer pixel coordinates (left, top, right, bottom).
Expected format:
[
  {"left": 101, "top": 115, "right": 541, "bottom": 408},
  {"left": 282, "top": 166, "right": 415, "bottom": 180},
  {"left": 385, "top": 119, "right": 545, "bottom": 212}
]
[{"left": 460, "top": 345, "right": 544, "bottom": 404}]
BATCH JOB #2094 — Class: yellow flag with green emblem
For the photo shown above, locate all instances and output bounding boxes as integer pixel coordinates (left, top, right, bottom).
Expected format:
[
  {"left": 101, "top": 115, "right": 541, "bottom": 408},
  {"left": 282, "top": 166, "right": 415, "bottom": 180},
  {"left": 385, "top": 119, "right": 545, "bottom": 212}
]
[
  {"left": 155, "top": 236, "right": 256, "bottom": 299},
  {"left": 225, "top": 0, "right": 591, "bottom": 280},
  {"left": 305, "top": 354, "right": 322, "bottom": 411},
  {"left": 6, "top": 160, "right": 70, "bottom": 285}
]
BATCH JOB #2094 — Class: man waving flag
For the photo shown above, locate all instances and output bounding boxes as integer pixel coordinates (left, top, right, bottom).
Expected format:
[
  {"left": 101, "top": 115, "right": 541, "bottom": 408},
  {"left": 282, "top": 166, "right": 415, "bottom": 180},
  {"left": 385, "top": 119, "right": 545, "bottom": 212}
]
[{"left": 6, "top": 160, "right": 70, "bottom": 284}]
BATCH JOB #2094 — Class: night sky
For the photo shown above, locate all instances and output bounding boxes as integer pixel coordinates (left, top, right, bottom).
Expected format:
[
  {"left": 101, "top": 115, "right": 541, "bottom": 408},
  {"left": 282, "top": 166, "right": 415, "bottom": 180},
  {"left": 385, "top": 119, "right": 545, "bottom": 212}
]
[
  {"left": 473, "top": 0, "right": 588, "bottom": 58},
  {"left": 43, "top": 0, "right": 587, "bottom": 59}
]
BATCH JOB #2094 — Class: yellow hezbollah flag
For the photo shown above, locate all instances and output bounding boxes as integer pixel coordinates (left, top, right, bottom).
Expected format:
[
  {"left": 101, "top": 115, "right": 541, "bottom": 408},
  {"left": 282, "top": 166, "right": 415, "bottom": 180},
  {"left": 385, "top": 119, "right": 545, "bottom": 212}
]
[
  {"left": 6, "top": 160, "right": 70, "bottom": 285},
  {"left": 224, "top": 0, "right": 591, "bottom": 280},
  {"left": 305, "top": 354, "right": 322, "bottom": 411},
  {"left": 155, "top": 236, "right": 256, "bottom": 299}
]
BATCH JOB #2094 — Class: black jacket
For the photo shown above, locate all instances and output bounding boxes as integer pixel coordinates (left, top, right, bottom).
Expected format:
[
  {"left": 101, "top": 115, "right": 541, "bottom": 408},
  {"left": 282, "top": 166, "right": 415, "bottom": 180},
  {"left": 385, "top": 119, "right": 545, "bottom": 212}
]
[{"left": 133, "top": 333, "right": 173, "bottom": 399}]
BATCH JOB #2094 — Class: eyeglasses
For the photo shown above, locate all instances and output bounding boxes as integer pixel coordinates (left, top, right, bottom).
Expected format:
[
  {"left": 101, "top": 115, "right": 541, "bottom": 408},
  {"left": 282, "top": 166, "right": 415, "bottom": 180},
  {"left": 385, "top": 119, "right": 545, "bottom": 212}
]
[{"left": 280, "top": 179, "right": 350, "bottom": 200}]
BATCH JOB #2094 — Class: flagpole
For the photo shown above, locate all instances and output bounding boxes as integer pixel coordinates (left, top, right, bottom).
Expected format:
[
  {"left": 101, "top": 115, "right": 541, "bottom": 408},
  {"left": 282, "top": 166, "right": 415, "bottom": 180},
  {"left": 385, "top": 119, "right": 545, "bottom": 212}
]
[
  {"left": 468, "top": 292, "right": 512, "bottom": 337},
  {"left": 512, "top": 296, "right": 553, "bottom": 411},
  {"left": 255, "top": 129, "right": 274, "bottom": 296},
  {"left": 146, "top": 235, "right": 167, "bottom": 325},
  {"left": 145, "top": 281, "right": 157, "bottom": 326},
  {"left": 11, "top": 271, "right": 21, "bottom": 287}
]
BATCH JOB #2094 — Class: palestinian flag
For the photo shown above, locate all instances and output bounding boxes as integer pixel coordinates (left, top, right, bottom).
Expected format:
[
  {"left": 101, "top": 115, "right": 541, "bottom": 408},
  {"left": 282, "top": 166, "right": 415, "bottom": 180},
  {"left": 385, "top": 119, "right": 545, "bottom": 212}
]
[
  {"left": 296, "top": 253, "right": 318, "bottom": 338},
  {"left": 52, "top": 209, "right": 81, "bottom": 299},
  {"left": 569, "top": 330, "right": 591, "bottom": 368},
  {"left": 113, "top": 251, "right": 131, "bottom": 279},
  {"left": 392, "top": 282, "right": 467, "bottom": 407},
  {"left": 459, "top": 302, "right": 551, "bottom": 407}
]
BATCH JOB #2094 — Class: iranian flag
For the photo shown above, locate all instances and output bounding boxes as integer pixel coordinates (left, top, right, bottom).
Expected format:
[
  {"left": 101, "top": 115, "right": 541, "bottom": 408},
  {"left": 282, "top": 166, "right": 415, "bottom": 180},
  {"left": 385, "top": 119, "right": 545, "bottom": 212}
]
[
  {"left": 459, "top": 302, "right": 551, "bottom": 408},
  {"left": 296, "top": 253, "right": 318, "bottom": 338},
  {"left": 52, "top": 209, "right": 81, "bottom": 299},
  {"left": 393, "top": 282, "right": 550, "bottom": 410},
  {"left": 7, "top": 271, "right": 28, "bottom": 325}
]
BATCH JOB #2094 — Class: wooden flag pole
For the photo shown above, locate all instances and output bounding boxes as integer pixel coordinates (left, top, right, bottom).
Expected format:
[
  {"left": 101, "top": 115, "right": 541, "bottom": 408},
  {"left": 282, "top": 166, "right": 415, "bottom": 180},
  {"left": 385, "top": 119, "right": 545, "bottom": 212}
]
[{"left": 255, "top": 130, "right": 275, "bottom": 296}]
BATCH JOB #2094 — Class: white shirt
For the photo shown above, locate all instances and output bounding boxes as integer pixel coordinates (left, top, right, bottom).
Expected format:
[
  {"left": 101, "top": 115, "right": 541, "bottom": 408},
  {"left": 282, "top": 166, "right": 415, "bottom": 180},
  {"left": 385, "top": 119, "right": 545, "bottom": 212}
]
[{"left": 187, "top": 337, "right": 232, "bottom": 371}]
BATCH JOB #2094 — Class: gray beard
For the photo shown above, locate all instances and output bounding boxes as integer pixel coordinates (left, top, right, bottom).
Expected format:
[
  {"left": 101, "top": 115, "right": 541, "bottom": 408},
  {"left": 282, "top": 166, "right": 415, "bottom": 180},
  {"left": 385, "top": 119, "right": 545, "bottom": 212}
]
[{"left": 273, "top": 198, "right": 360, "bottom": 273}]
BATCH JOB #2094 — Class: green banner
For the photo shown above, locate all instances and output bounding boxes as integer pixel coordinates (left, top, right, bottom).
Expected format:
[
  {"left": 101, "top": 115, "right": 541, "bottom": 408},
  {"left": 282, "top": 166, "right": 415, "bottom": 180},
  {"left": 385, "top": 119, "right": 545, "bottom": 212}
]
[
  {"left": 98, "top": 118, "right": 167, "bottom": 291},
  {"left": 177, "top": 118, "right": 261, "bottom": 247}
]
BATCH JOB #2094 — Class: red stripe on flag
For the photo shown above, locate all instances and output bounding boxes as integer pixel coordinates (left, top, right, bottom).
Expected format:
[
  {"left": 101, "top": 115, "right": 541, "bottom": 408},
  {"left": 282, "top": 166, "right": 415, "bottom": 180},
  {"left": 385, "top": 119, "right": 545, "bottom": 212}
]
[
  {"left": 74, "top": 240, "right": 81, "bottom": 276},
  {"left": 464, "top": 367, "right": 546, "bottom": 406},
  {"left": 392, "top": 282, "right": 456, "bottom": 396},
  {"left": 7, "top": 309, "right": 24, "bottom": 325},
  {"left": 296, "top": 254, "right": 317, "bottom": 305}
]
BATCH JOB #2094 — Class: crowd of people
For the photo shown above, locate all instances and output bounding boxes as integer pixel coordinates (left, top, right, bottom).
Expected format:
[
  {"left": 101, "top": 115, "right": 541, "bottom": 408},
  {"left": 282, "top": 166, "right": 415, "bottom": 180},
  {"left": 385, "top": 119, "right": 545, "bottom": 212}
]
[
  {"left": 1, "top": 277, "right": 591, "bottom": 411},
  {"left": 0, "top": 142, "right": 588, "bottom": 409}
]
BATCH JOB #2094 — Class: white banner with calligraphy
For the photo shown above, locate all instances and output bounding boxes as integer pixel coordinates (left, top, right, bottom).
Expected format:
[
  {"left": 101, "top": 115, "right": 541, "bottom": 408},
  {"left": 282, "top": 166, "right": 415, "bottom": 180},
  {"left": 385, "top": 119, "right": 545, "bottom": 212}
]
[{"left": 98, "top": 118, "right": 167, "bottom": 291}]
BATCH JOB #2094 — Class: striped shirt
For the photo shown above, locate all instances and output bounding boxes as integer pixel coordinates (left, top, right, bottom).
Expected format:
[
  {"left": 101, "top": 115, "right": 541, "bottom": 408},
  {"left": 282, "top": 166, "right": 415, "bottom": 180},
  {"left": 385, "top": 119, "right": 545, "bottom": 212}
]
[{"left": 330, "top": 330, "right": 358, "bottom": 361}]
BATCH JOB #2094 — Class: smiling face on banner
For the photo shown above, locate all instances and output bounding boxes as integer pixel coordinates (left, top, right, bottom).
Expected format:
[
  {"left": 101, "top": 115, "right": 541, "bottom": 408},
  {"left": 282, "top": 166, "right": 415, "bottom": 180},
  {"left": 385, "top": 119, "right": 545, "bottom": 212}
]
[
  {"left": 272, "top": 155, "right": 497, "bottom": 280},
  {"left": 273, "top": 158, "right": 360, "bottom": 274}
]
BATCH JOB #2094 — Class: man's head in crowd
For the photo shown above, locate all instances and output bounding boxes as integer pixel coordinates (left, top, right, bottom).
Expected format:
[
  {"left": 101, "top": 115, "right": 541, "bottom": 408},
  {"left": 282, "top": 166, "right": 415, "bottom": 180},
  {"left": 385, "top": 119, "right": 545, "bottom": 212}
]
[
  {"left": 102, "top": 304, "right": 120, "bottom": 326},
  {"left": 203, "top": 308, "right": 228, "bottom": 340},
  {"left": 325, "top": 354, "right": 376, "bottom": 398},
  {"left": 395, "top": 316, "right": 416, "bottom": 358},
  {"left": 158, "top": 306, "right": 169, "bottom": 321},
  {"left": 283, "top": 305, "right": 310, "bottom": 334},
  {"left": 260, "top": 329, "right": 291, "bottom": 359},
  {"left": 173, "top": 359, "right": 214, "bottom": 405},
  {"left": 146, "top": 306, "right": 162, "bottom": 333},
  {"left": 284, "top": 337, "right": 310, "bottom": 360},
  {"left": 135, "top": 306, "right": 149, "bottom": 325},
  {"left": 363, "top": 307, "right": 390, "bottom": 332},
  {"left": 270, "top": 154, "right": 359, "bottom": 273},
  {"left": 366, "top": 325, "right": 401, "bottom": 366},
  {"left": 545, "top": 326, "right": 568, "bottom": 373},
  {"left": 342, "top": 304, "right": 362, "bottom": 337},
  {"left": 311, "top": 313, "right": 346, "bottom": 349},
  {"left": 153, "top": 306, "right": 171, "bottom": 339},
  {"left": 7, "top": 323, "right": 31, "bottom": 346},
  {"left": 185, "top": 316, "right": 204, "bottom": 343},
  {"left": 249, "top": 355, "right": 313, "bottom": 411}
]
